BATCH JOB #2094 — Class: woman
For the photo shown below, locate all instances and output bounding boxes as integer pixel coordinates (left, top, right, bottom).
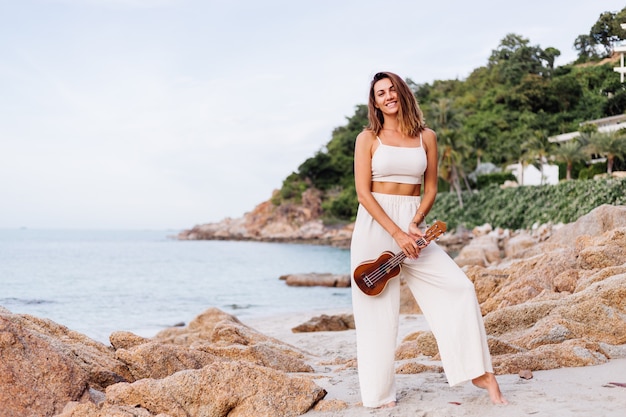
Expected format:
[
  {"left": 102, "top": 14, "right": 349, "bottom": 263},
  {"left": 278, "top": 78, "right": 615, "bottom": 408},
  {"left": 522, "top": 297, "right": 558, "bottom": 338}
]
[{"left": 350, "top": 71, "right": 507, "bottom": 408}]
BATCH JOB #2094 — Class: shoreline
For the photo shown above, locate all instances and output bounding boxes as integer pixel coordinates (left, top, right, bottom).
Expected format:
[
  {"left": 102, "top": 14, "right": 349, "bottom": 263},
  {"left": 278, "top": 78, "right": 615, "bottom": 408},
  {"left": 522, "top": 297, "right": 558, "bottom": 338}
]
[{"left": 243, "top": 310, "right": 626, "bottom": 417}]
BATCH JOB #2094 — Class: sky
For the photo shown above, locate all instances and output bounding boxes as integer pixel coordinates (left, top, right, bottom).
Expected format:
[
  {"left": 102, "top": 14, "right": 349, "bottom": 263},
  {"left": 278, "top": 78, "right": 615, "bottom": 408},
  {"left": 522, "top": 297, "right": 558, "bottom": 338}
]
[{"left": 1, "top": 0, "right": 624, "bottom": 230}]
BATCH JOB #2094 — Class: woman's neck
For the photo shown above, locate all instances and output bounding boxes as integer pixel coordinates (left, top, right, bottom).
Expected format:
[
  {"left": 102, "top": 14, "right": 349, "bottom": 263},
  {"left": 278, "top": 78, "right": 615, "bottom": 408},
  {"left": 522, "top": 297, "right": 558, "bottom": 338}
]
[{"left": 381, "top": 114, "right": 401, "bottom": 131}]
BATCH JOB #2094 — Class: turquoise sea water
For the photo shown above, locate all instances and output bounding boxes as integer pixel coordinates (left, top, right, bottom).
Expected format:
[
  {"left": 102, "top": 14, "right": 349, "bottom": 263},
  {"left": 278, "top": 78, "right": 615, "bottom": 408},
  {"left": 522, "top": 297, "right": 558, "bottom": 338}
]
[{"left": 0, "top": 229, "right": 351, "bottom": 343}]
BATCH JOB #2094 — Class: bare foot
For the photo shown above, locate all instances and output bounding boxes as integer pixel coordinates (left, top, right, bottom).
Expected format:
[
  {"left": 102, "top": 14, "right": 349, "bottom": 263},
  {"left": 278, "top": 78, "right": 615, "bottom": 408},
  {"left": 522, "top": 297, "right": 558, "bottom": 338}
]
[
  {"left": 472, "top": 372, "right": 508, "bottom": 405},
  {"left": 376, "top": 401, "right": 396, "bottom": 409}
]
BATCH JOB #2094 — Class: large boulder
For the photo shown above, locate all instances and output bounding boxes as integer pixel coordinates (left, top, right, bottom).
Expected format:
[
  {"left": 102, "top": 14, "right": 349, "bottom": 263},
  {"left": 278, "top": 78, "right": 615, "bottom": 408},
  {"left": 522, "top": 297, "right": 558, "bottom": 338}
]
[
  {"left": 0, "top": 308, "right": 136, "bottom": 417},
  {"left": 0, "top": 316, "right": 90, "bottom": 417},
  {"left": 61, "top": 361, "right": 326, "bottom": 417}
]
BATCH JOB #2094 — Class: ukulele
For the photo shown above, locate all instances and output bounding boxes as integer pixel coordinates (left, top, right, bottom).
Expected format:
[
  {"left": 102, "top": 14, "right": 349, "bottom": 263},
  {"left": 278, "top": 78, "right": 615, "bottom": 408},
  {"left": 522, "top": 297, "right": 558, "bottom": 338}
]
[{"left": 353, "top": 220, "right": 447, "bottom": 296}]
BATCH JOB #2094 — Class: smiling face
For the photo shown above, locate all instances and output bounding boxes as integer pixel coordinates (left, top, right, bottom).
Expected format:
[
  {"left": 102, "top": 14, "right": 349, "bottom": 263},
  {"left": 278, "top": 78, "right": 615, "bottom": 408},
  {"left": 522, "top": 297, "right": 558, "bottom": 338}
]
[
  {"left": 366, "top": 71, "right": 424, "bottom": 135},
  {"left": 373, "top": 77, "right": 399, "bottom": 116}
]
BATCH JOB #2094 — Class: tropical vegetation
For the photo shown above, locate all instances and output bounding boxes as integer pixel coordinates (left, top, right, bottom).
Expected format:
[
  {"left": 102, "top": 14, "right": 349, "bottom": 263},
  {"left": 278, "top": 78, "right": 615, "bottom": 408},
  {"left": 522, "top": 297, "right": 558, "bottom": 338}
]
[{"left": 273, "top": 7, "right": 626, "bottom": 231}]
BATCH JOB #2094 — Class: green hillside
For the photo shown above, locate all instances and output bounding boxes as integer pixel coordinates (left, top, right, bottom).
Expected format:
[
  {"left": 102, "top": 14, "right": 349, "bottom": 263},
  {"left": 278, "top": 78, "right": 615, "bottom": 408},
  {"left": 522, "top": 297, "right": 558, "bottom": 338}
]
[{"left": 273, "top": 7, "right": 626, "bottom": 231}]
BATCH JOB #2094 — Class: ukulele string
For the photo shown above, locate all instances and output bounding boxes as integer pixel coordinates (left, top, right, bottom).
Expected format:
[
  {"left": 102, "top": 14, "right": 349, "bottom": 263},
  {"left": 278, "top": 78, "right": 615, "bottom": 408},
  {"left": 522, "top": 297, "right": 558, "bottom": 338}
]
[
  {"left": 364, "top": 236, "right": 431, "bottom": 285},
  {"left": 364, "top": 255, "right": 404, "bottom": 285}
]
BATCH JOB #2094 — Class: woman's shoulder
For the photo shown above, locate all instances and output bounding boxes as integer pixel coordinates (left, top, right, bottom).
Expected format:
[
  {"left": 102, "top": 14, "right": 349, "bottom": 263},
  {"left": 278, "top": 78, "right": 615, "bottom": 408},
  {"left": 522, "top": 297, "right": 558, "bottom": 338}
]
[
  {"left": 422, "top": 127, "right": 437, "bottom": 139},
  {"left": 421, "top": 127, "right": 437, "bottom": 143},
  {"left": 356, "top": 128, "right": 377, "bottom": 144},
  {"left": 421, "top": 128, "right": 437, "bottom": 153}
]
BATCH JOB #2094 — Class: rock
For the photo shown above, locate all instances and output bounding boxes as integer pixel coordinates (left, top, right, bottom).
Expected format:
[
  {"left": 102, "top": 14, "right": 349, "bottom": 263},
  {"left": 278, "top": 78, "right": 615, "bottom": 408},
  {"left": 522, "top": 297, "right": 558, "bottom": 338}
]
[
  {"left": 0, "top": 310, "right": 132, "bottom": 391},
  {"left": 435, "top": 225, "right": 472, "bottom": 255},
  {"left": 492, "top": 339, "right": 608, "bottom": 374},
  {"left": 465, "top": 266, "right": 509, "bottom": 305},
  {"left": 504, "top": 233, "right": 538, "bottom": 259},
  {"left": 104, "top": 361, "right": 326, "bottom": 417},
  {"left": 291, "top": 314, "right": 355, "bottom": 332},
  {"left": 469, "top": 246, "right": 579, "bottom": 314},
  {"left": 311, "top": 399, "right": 350, "bottom": 413},
  {"left": 195, "top": 342, "right": 314, "bottom": 373},
  {"left": 487, "top": 337, "right": 524, "bottom": 356},
  {"left": 472, "top": 223, "right": 493, "bottom": 237},
  {"left": 109, "top": 331, "right": 150, "bottom": 350},
  {"left": 115, "top": 341, "right": 224, "bottom": 380},
  {"left": 154, "top": 307, "right": 260, "bottom": 345},
  {"left": 546, "top": 204, "right": 626, "bottom": 248},
  {"left": 519, "top": 369, "right": 533, "bottom": 379},
  {"left": 398, "top": 331, "right": 439, "bottom": 357},
  {"left": 576, "top": 228, "right": 626, "bottom": 269},
  {"left": 552, "top": 269, "right": 578, "bottom": 293},
  {"left": 0, "top": 316, "right": 90, "bottom": 417},
  {"left": 154, "top": 308, "right": 314, "bottom": 373},
  {"left": 454, "top": 234, "right": 501, "bottom": 267},
  {"left": 395, "top": 362, "right": 444, "bottom": 374},
  {"left": 280, "top": 272, "right": 351, "bottom": 287}
]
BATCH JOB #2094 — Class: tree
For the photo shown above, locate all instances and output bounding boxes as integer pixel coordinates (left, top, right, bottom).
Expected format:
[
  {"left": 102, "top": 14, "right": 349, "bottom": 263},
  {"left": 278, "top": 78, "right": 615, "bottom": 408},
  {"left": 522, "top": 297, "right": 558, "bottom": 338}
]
[
  {"left": 424, "top": 97, "right": 472, "bottom": 205},
  {"left": 585, "top": 130, "right": 626, "bottom": 174},
  {"left": 522, "top": 130, "right": 554, "bottom": 184},
  {"left": 553, "top": 139, "right": 588, "bottom": 180},
  {"left": 590, "top": 10, "right": 626, "bottom": 56},
  {"left": 488, "top": 34, "right": 558, "bottom": 85},
  {"left": 574, "top": 34, "right": 601, "bottom": 62},
  {"left": 574, "top": 7, "right": 626, "bottom": 61},
  {"left": 438, "top": 129, "right": 470, "bottom": 207}
]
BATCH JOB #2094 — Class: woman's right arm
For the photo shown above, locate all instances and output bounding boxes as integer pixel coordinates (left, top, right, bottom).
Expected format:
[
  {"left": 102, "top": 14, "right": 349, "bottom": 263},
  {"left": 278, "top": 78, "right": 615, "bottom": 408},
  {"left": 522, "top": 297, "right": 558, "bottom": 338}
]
[{"left": 354, "top": 130, "right": 417, "bottom": 256}]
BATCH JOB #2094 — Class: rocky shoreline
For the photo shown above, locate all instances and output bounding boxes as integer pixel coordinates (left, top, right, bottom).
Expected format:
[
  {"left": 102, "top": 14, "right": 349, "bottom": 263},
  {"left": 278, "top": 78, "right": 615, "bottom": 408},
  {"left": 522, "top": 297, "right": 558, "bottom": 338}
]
[
  {"left": 176, "top": 189, "right": 355, "bottom": 248},
  {"left": 2, "top": 204, "right": 626, "bottom": 417},
  {"left": 174, "top": 188, "right": 557, "bottom": 255}
]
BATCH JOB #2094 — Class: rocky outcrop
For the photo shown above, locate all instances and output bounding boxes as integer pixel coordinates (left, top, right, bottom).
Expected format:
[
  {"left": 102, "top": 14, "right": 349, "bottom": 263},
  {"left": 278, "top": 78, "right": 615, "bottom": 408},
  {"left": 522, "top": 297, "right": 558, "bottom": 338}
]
[
  {"left": 177, "top": 189, "right": 353, "bottom": 248},
  {"left": 1, "top": 307, "right": 326, "bottom": 417},
  {"left": 396, "top": 205, "right": 626, "bottom": 375}
]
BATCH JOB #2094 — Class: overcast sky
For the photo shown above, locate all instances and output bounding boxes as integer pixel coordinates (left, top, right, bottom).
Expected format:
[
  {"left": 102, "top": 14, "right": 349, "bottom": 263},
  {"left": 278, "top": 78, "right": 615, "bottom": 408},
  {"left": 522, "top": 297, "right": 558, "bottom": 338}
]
[{"left": 1, "top": 0, "right": 623, "bottom": 230}]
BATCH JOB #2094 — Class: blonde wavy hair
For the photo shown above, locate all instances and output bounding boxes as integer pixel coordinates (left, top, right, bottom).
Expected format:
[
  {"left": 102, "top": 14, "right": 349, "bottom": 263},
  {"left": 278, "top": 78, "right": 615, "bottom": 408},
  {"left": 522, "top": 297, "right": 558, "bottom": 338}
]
[{"left": 366, "top": 71, "right": 425, "bottom": 137}]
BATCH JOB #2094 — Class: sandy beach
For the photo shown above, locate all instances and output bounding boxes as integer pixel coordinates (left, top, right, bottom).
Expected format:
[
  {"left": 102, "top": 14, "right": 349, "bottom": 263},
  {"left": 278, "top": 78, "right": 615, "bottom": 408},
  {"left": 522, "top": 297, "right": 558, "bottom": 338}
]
[{"left": 244, "top": 309, "right": 626, "bottom": 417}]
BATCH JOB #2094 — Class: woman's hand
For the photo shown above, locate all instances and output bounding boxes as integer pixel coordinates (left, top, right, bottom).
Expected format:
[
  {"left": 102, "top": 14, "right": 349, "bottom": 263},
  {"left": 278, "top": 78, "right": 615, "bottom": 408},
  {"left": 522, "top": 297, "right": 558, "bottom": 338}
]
[
  {"left": 408, "top": 222, "right": 430, "bottom": 256},
  {"left": 393, "top": 225, "right": 425, "bottom": 259}
]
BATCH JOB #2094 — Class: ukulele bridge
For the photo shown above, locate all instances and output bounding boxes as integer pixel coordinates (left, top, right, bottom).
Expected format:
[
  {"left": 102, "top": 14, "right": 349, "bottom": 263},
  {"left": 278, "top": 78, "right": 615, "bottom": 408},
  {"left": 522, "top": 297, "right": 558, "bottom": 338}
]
[{"left": 361, "top": 273, "right": 374, "bottom": 288}]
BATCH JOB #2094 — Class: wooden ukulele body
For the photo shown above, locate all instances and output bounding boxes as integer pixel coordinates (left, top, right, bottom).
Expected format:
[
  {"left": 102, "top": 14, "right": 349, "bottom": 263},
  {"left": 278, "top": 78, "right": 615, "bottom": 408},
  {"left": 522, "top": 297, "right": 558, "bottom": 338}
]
[{"left": 353, "top": 251, "right": 401, "bottom": 296}]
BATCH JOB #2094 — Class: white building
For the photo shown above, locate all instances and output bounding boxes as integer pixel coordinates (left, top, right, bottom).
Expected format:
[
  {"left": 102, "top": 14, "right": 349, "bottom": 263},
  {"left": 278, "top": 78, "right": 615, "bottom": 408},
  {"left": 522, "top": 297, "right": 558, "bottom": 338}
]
[
  {"left": 548, "top": 114, "right": 626, "bottom": 143},
  {"left": 506, "top": 162, "right": 559, "bottom": 186}
]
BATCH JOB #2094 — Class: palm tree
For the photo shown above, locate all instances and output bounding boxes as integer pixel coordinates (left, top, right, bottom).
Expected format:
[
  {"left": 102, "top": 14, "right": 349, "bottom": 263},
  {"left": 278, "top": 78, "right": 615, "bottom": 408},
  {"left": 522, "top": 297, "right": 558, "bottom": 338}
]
[
  {"left": 585, "top": 130, "right": 626, "bottom": 174},
  {"left": 522, "top": 130, "right": 553, "bottom": 184},
  {"left": 438, "top": 129, "right": 469, "bottom": 208},
  {"left": 429, "top": 98, "right": 461, "bottom": 131},
  {"left": 510, "top": 123, "right": 535, "bottom": 185},
  {"left": 553, "top": 139, "right": 588, "bottom": 180},
  {"left": 425, "top": 98, "right": 471, "bottom": 206}
]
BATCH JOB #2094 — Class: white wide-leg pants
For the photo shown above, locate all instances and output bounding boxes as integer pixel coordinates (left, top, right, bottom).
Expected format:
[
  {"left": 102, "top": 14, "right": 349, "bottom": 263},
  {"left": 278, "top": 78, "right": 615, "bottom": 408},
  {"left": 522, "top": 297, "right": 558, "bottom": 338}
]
[{"left": 350, "top": 193, "right": 493, "bottom": 408}]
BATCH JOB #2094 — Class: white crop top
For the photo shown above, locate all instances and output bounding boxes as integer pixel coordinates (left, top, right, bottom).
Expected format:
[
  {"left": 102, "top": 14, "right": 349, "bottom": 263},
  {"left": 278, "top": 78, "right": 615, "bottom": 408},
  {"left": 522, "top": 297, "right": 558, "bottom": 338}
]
[{"left": 371, "top": 135, "right": 427, "bottom": 185}]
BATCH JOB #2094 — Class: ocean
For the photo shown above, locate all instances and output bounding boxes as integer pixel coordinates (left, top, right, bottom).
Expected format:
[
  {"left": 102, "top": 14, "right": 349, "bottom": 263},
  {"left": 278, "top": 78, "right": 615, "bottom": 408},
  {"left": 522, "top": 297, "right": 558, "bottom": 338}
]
[{"left": 0, "top": 229, "right": 352, "bottom": 344}]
